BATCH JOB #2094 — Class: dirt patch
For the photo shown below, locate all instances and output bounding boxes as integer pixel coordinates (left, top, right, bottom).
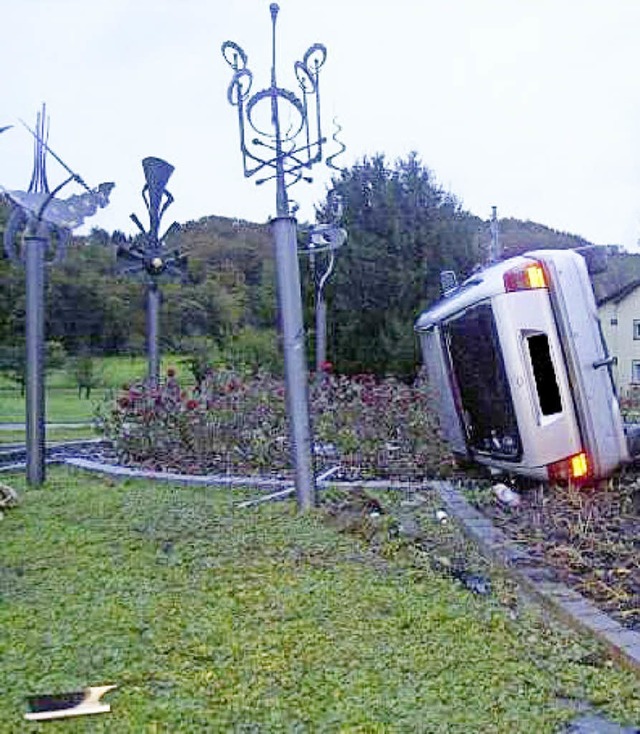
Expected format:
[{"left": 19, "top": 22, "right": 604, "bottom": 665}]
[{"left": 464, "top": 473, "right": 640, "bottom": 631}]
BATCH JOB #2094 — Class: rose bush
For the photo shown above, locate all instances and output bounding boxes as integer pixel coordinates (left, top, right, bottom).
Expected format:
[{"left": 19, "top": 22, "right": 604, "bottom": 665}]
[{"left": 96, "top": 368, "right": 451, "bottom": 479}]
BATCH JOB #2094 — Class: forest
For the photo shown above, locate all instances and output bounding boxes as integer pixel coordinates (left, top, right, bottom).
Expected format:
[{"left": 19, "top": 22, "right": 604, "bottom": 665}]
[{"left": 0, "top": 153, "right": 597, "bottom": 379}]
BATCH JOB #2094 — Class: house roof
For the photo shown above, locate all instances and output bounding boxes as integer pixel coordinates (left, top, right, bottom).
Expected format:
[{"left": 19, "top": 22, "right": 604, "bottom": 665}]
[{"left": 591, "top": 252, "right": 640, "bottom": 305}]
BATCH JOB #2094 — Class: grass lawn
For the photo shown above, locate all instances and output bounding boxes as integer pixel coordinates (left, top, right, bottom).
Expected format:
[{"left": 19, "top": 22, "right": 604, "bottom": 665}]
[
  {"left": 0, "top": 354, "right": 194, "bottom": 425},
  {"left": 0, "top": 388, "right": 99, "bottom": 424},
  {"left": 1, "top": 468, "right": 639, "bottom": 732}
]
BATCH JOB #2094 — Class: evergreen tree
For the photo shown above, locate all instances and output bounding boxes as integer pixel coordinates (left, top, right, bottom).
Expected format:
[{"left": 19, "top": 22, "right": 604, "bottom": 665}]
[{"left": 314, "top": 153, "right": 481, "bottom": 376}]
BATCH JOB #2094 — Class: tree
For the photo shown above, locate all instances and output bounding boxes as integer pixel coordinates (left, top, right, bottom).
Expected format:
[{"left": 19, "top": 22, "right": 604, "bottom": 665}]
[
  {"left": 69, "top": 349, "right": 103, "bottom": 399},
  {"left": 0, "top": 339, "right": 66, "bottom": 395},
  {"left": 312, "top": 153, "right": 482, "bottom": 376}
]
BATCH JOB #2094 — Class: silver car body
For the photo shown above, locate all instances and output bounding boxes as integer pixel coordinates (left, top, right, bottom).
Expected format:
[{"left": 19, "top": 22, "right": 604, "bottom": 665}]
[{"left": 415, "top": 249, "right": 629, "bottom": 481}]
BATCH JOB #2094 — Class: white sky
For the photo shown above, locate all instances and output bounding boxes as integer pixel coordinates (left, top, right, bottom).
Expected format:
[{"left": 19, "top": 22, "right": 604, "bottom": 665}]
[{"left": 2, "top": 0, "right": 640, "bottom": 248}]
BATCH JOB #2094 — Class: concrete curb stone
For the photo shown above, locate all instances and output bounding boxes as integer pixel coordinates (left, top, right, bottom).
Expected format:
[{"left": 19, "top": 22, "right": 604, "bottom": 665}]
[{"left": 428, "top": 479, "right": 640, "bottom": 675}]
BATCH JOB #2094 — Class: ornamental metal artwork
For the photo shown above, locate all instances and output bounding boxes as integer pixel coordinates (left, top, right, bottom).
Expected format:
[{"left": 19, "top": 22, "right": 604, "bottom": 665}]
[
  {"left": 302, "top": 117, "right": 348, "bottom": 252},
  {"left": 222, "top": 2, "right": 341, "bottom": 216},
  {"left": 0, "top": 105, "right": 114, "bottom": 487},
  {"left": 116, "top": 157, "right": 187, "bottom": 386},
  {"left": 116, "top": 156, "right": 187, "bottom": 281},
  {"left": 222, "top": 3, "right": 346, "bottom": 509},
  {"left": 2, "top": 107, "right": 114, "bottom": 264}
]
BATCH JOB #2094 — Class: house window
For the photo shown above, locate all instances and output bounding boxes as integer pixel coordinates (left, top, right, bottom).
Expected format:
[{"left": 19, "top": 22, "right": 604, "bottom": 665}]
[
  {"left": 634, "top": 320, "right": 640, "bottom": 340},
  {"left": 632, "top": 361, "right": 640, "bottom": 384},
  {"left": 610, "top": 318, "right": 618, "bottom": 326}
]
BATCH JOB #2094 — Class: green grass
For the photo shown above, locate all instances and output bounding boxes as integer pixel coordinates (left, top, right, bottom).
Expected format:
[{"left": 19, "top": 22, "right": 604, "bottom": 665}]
[
  {"left": 0, "top": 354, "right": 196, "bottom": 425},
  {"left": 0, "top": 389, "right": 99, "bottom": 423},
  {"left": 1, "top": 467, "right": 639, "bottom": 732}
]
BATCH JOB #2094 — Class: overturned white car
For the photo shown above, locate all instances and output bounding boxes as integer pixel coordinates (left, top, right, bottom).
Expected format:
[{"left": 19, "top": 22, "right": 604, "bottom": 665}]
[{"left": 415, "top": 249, "right": 630, "bottom": 483}]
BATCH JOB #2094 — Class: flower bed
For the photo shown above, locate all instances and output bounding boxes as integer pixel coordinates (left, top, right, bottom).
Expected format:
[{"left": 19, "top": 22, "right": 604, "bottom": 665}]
[{"left": 96, "top": 368, "right": 452, "bottom": 480}]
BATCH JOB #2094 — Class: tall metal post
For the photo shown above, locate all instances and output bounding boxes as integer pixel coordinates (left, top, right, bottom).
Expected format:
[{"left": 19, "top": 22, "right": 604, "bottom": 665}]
[
  {"left": 147, "top": 283, "right": 161, "bottom": 386},
  {"left": 490, "top": 205, "right": 501, "bottom": 263},
  {"left": 315, "top": 295, "right": 327, "bottom": 374},
  {"left": 222, "top": 3, "right": 342, "bottom": 509},
  {"left": 24, "top": 225, "right": 46, "bottom": 485},
  {"left": 272, "top": 217, "right": 315, "bottom": 507}
]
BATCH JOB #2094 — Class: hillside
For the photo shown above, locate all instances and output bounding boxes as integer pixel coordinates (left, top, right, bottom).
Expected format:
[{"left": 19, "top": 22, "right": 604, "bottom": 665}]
[{"left": 477, "top": 217, "right": 595, "bottom": 260}]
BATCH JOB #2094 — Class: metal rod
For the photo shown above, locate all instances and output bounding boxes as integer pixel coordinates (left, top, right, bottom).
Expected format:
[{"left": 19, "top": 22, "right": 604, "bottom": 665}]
[
  {"left": 490, "top": 205, "right": 501, "bottom": 263},
  {"left": 315, "top": 292, "right": 327, "bottom": 375},
  {"left": 147, "top": 283, "right": 160, "bottom": 386},
  {"left": 19, "top": 118, "right": 91, "bottom": 192},
  {"left": 271, "top": 216, "right": 316, "bottom": 509},
  {"left": 24, "top": 228, "right": 46, "bottom": 485},
  {"left": 237, "top": 466, "right": 340, "bottom": 509}
]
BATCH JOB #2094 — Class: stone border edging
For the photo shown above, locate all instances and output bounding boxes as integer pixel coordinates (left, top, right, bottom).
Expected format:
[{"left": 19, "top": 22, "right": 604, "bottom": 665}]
[
  {"left": 62, "top": 457, "right": 431, "bottom": 492},
  {"left": 429, "top": 480, "right": 640, "bottom": 674}
]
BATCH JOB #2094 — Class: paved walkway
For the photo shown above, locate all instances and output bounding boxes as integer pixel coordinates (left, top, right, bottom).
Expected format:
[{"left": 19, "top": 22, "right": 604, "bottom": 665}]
[{"left": 0, "top": 422, "right": 92, "bottom": 430}]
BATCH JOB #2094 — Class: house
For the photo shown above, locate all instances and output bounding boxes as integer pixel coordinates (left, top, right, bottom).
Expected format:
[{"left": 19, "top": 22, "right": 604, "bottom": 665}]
[{"left": 592, "top": 252, "right": 640, "bottom": 396}]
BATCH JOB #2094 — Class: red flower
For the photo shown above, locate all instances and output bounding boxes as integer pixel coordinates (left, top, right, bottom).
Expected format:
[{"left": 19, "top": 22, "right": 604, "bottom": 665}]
[
  {"left": 321, "top": 361, "right": 333, "bottom": 373},
  {"left": 186, "top": 399, "right": 199, "bottom": 411}
]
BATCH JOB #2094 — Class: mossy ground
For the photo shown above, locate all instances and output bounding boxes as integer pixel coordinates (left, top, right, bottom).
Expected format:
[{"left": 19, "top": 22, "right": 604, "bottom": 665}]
[{"left": 1, "top": 467, "right": 639, "bottom": 732}]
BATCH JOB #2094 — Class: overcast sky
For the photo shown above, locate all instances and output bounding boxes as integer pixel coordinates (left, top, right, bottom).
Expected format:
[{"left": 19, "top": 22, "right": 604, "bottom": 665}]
[{"left": 3, "top": 0, "right": 640, "bottom": 249}]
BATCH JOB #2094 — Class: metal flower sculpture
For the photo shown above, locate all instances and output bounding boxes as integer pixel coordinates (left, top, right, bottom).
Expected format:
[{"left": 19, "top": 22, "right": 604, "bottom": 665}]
[
  {"left": 301, "top": 188, "right": 347, "bottom": 376},
  {"left": 222, "top": 3, "right": 342, "bottom": 510},
  {"left": 0, "top": 105, "right": 114, "bottom": 486},
  {"left": 116, "top": 157, "right": 187, "bottom": 385},
  {"left": 222, "top": 3, "right": 328, "bottom": 217}
]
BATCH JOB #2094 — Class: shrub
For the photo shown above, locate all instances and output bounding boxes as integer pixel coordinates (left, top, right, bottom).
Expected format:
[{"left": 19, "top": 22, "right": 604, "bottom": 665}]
[{"left": 97, "top": 368, "right": 451, "bottom": 479}]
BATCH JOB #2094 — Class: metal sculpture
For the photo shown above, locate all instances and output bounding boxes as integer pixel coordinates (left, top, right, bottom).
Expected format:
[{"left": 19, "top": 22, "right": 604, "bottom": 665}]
[
  {"left": 222, "top": 3, "right": 340, "bottom": 510},
  {"left": 300, "top": 189, "right": 347, "bottom": 376},
  {"left": 1, "top": 105, "right": 113, "bottom": 485},
  {"left": 116, "top": 157, "right": 186, "bottom": 385}
]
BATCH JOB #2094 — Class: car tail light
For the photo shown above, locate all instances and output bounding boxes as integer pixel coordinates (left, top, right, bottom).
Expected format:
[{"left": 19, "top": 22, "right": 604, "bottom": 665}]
[
  {"left": 547, "top": 451, "right": 590, "bottom": 483},
  {"left": 503, "top": 261, "right": 548, "bottom": 292}
]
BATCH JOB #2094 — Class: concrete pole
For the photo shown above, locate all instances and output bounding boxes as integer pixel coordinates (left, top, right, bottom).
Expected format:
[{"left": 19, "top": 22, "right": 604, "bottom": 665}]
[
  {"left": 271, "top": 216, "right": 316, "bottom": 510},
  {"left": 147, "top": 282, "right": 160, "bottom": 386},
  {"left": 24, "top": 227, "right": 47, "bottom": 486}
]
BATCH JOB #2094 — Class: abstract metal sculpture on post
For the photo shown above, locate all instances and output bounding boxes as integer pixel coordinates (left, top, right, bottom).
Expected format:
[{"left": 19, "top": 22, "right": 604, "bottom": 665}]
[
  {"left": 116, "top": 157, "right": 186, "bottom": 385},
  {"left": 222, "top": 3, "right": 341, "bottom": 510},
  {"left": 300, "top": 188, "right": 347, "bottom": 376},
  {"left": 1, "top": 105, "right": 113, "bottom": 485}
]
